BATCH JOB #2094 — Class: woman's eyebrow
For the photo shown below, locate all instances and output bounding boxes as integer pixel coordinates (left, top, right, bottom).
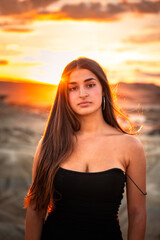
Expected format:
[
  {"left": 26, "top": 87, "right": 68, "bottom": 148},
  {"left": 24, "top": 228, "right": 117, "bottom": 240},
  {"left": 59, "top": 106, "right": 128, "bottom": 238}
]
[{"left": 68, "top": 78, "right": 96, "bottom": 85}]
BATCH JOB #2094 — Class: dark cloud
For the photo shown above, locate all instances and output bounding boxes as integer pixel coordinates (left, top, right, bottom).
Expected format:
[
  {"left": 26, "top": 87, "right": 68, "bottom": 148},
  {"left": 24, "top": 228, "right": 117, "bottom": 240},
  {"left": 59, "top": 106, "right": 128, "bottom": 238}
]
[
  {"left": 106, "top": 2, "right": 127, "bottom": 15},
  {"left": 0, "top": 0, "right": 58, "bottom": 15},
  {"left": 0, "top": 0, "right": 30, "bottom": 15},
  {"left": 129, "top": 1, "right": 160, "bottom": 14},
  {"left": 106, "top": 0, "right": 160, "bottom": 16},
  {"left": 59, "top": 2, "right": 117, "bottom": 21},
  {"left": 0, "top": 60, "right": 8, "bottom": 65},
  {"left": 54, "top": 1, "right": 160, "bottom": 21},
  {"left": 0, "top": 0, "right": 160, "bottom": 21}
]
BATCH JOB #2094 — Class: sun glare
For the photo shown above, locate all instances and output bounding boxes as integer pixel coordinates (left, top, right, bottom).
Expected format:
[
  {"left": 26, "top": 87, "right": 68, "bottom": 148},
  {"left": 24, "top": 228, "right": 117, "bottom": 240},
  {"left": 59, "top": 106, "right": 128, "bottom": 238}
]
[
  {"left": 30, "top": 51, "right": 83, "bottom": 85},
  {"left": 31, "top": 64, "right": 62, "bottom": 85}
]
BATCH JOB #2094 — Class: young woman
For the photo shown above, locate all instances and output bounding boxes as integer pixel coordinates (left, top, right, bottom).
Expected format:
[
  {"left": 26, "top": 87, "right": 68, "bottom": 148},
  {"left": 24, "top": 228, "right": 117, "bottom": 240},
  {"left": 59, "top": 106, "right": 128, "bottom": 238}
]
[{"left": 24, "top": 57, "right": 147, "bottom": 240}]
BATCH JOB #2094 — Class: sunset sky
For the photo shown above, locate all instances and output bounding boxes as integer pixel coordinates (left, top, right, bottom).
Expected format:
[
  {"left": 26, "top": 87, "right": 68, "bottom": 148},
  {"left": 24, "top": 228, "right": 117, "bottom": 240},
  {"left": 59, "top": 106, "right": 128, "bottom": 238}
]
[{"left": 0, "top": 0, "right": 160, "bottom": 86}]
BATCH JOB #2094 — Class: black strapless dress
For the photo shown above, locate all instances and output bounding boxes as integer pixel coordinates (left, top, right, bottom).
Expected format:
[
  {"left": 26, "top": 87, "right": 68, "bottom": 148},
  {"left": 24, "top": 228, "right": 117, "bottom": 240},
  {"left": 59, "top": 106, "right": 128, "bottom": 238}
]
[{"left": 41, "top": 167, "right": 146, "bottom": 240}]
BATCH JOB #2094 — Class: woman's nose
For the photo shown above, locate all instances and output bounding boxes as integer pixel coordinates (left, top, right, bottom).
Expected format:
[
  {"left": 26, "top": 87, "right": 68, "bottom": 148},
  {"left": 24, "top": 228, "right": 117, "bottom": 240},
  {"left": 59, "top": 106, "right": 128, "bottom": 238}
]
[{"left": 79, "top": 86, "right": 88, "bottom": 97}]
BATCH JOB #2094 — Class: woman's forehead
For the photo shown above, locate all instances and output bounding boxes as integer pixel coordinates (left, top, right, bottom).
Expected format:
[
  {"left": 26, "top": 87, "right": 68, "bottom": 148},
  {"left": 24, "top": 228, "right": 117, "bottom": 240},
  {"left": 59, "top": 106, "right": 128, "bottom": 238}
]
[{"left": 68, "top": 68, "right": 98, "bottom": 84}]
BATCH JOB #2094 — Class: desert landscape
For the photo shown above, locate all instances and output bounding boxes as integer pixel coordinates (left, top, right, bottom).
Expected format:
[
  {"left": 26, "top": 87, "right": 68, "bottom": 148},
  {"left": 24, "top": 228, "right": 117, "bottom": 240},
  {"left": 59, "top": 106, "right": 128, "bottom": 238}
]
[{"left": 0, "top": 81, "right": 159, "bottom": 240}]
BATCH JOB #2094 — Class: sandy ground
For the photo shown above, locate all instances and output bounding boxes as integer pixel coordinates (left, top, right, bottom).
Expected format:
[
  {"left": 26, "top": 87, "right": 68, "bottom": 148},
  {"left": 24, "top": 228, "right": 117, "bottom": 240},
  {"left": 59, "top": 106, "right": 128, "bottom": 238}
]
[{"left": 0, "top": 97, "right": 160, "bottom": 240}]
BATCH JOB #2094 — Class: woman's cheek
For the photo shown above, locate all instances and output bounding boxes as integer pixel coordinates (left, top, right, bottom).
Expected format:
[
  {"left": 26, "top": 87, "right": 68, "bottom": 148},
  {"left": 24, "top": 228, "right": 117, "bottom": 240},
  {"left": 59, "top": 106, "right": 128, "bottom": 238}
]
[
  {"left": 68, "top": 93, "right": 77, "bottom": 108},
  {"left": 91, "top": 88, "right": 102, "bottom": 102}
]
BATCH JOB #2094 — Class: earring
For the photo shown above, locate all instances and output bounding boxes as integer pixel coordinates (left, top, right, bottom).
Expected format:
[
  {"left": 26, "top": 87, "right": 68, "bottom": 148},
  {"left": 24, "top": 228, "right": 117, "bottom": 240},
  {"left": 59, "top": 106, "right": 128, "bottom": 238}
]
[{"left": 102, "top": 96, "right": 105, "bottom": 110}]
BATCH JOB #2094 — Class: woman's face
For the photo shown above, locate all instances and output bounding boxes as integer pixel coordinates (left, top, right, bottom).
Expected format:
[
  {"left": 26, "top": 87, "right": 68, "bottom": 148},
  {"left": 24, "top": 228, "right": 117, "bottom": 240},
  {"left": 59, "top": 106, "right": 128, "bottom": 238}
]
[{"left": 67, "top": 68, "right": 104, "bottom": 116}]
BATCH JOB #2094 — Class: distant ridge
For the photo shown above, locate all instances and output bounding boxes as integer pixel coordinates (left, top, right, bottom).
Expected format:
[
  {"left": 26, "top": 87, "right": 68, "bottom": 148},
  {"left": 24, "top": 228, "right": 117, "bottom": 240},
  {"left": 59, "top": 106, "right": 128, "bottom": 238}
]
[
  {"left": 117, "top": 81, "right": 160, "bottom": 89},
  {"left": 0, "top": 80, "right": 159, "bottom": 108}
]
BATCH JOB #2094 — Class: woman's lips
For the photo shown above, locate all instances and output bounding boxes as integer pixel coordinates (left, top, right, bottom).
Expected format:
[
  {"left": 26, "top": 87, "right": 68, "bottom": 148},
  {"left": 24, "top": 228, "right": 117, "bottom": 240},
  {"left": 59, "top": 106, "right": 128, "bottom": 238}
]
[{"left": 78, "top": 102, "right": 91, "bottom": 106}]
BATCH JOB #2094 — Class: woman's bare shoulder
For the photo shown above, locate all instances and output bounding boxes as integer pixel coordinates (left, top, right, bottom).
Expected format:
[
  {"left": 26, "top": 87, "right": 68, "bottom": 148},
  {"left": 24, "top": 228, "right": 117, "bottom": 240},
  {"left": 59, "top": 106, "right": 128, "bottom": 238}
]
[
  {"left": 115, "top": 134, "right": 144, "bottom": 166},
  {"left": 122, "top": 134, "right": 145, "bottom": 167},
  {"left": 122, "top": 134, "right": 143, "bottom": 147}
]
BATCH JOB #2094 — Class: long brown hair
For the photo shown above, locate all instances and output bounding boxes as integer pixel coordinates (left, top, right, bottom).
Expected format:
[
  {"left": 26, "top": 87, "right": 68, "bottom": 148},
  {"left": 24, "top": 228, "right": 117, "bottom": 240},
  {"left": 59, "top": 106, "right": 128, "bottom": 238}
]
[{"left": 23, "top": 56, "right": 141, "bottom": 214}]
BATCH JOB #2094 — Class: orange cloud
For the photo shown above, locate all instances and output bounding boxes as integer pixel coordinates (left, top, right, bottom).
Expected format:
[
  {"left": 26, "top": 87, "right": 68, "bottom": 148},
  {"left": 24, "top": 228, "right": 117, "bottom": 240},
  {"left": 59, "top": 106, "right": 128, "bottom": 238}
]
[
  {"left": 122, "top": 25, "right": 160, "bottom": 44},
  {"left": 124, "top": 60, "right": 160, "bottom": 68},
  {"left": 2, "top": 27, "right": 33, "bottom": 33},
  {"left": 12, "top": 62, "right": 42, "bottom": 67},
  {"left": 123, "top": 32, "right": 160, "bottom": 44},
  {"left": 0, "top": 60, "right": 8, "bottom": 65}
]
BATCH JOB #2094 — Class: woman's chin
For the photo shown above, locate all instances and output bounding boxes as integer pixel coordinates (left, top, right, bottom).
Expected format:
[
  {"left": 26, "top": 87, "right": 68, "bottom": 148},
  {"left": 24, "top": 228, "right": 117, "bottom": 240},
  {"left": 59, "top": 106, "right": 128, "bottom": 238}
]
[{"left": 75, "top": 108, "right": 100, "bottom": 116}]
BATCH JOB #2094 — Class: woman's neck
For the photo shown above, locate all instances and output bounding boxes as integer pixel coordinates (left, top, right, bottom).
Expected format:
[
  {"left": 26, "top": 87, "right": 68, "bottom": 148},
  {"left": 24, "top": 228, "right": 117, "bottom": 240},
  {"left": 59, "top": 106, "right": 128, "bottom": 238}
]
[{"left": 76, "top": 110, "right": 111, "bottom": 137}]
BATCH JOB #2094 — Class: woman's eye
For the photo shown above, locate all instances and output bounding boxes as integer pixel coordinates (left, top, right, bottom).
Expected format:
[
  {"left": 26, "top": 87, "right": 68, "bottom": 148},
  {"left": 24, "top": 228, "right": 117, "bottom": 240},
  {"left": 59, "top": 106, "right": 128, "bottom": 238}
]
[
  {"left": 68, "top": 84, "right": 95, "bottom": 91},
  {"left": 68, "top": 87, "right": 77, "bottom": 91},
  {"left": 88, "top": 83, "right": 95, "bottom": 88}
]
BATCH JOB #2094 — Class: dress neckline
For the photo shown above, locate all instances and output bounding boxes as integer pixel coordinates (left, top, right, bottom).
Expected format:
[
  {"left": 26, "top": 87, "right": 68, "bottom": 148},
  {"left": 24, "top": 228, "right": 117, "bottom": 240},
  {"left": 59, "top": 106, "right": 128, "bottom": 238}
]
[
  {"left": 58, "top": 167, "right": 147, "bottom": 195},
  {"left": 59, "top": 167, "right": 125, "bottom": 175}
]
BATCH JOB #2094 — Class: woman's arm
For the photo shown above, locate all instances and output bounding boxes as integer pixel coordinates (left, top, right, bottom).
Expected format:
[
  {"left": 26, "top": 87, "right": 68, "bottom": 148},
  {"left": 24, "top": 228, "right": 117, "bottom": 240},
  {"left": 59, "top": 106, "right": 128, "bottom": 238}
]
[
  {"left": 25, "top": 137, "right": 46, "bottom": 240},
  {"left": 25, "top": 205, "right": 45, "bottom": 240},
  {"left": 125, "top": 135, "right": 147, "bottom": 240}
]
